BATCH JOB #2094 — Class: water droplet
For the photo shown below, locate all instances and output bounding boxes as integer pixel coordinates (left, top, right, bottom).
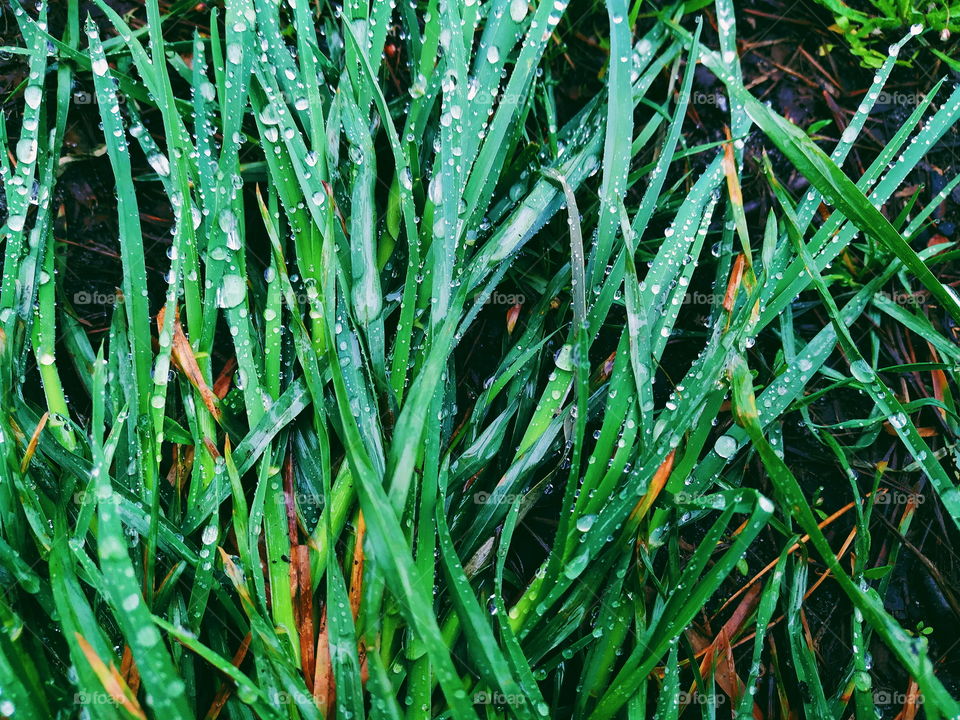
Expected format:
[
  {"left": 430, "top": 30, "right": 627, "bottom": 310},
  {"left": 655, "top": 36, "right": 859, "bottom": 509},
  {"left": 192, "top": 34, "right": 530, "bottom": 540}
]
[
  {"left": 147, "top": 153, "right": 170, "bottom": 177},
  {"left": 136, "top": 626, "right": 158, "bottom": 647},
  {"left": 16, "top": 139, "right": 37, "bottom": 164},
  {"left": 714, "top": 435, "right": 737, "bottom": 459},
  {"left": 218, "top": 275, "right": 246, "bottom": 308},
  {"left": 849, "top": 359, "right": 873, "bottom": 383},
  {"left": 24, "top": 85, "right": 42, "bottom": 110},
  {"left": 564, "top": 552, "right": 589, "bottom": 579},
  {"left": 889, "top": 412, "right": 907, "bottom": 429}
]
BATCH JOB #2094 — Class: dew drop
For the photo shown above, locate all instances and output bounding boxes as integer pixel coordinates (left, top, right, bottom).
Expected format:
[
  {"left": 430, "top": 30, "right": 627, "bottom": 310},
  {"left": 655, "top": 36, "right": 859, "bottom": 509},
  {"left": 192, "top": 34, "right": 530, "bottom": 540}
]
[
  {"left": 24, "top": 85, "right": 42, "bottom": 110},
  {"left": 714, "top": 434, "right": 737, "bottom": 459}
]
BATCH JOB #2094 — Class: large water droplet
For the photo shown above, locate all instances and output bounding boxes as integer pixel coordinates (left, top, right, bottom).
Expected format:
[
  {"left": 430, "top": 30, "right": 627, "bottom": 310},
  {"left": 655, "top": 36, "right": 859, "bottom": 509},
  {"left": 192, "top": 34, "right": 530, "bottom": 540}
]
[
  {"left": 24, "top": 85, "right": 42, "bottom": 110},
  {"left": 510, "top": 0, "right": 528, "bottom": 23},
  {"left": 218, "top": 275, "right": 246, "bottom": 308},
  {"left": 714, "top": 435, "right": 737, "bottom": 459}
]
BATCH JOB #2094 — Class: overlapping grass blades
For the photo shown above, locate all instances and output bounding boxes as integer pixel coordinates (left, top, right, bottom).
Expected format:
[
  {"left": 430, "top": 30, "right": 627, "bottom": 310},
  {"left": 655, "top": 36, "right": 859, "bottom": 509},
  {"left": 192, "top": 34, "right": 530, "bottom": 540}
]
[{"left": 0, "top": 0, "right": 958, "bottom": 718}]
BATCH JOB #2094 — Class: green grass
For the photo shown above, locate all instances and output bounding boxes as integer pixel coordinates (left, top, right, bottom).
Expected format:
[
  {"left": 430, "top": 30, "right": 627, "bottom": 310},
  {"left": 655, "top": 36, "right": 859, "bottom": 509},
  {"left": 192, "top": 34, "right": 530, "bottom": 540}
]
[
  {"left": 812, "top": 0, "right": 960, "bottom": 68},
  {"left": 1, "top": 0, "right": 959, "bottom": 718}
]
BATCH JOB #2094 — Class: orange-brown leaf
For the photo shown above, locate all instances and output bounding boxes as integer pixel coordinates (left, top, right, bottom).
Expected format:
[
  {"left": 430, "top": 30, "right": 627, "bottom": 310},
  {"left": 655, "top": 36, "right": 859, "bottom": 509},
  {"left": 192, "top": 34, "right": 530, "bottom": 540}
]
[
  {"left": 506, "top": 303, "right": 522, "bottom": 334},
  {"left": 75, "top": 633, "right": 147, "bottom": 720},
  {"left": 631, "top": 450, "right": 676, "bottom": 523},
  {"left": 20, "top": 412, "right": 48, "bottom": 473},
  {"left": 203, "top": 633, "right": 252, "bottom": 720},
  {"left": 157, "top": 307, "right": 221, "bottom": 421},
  {"left": 723, "top": 254, "right": 746, "bottom": 313}
]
